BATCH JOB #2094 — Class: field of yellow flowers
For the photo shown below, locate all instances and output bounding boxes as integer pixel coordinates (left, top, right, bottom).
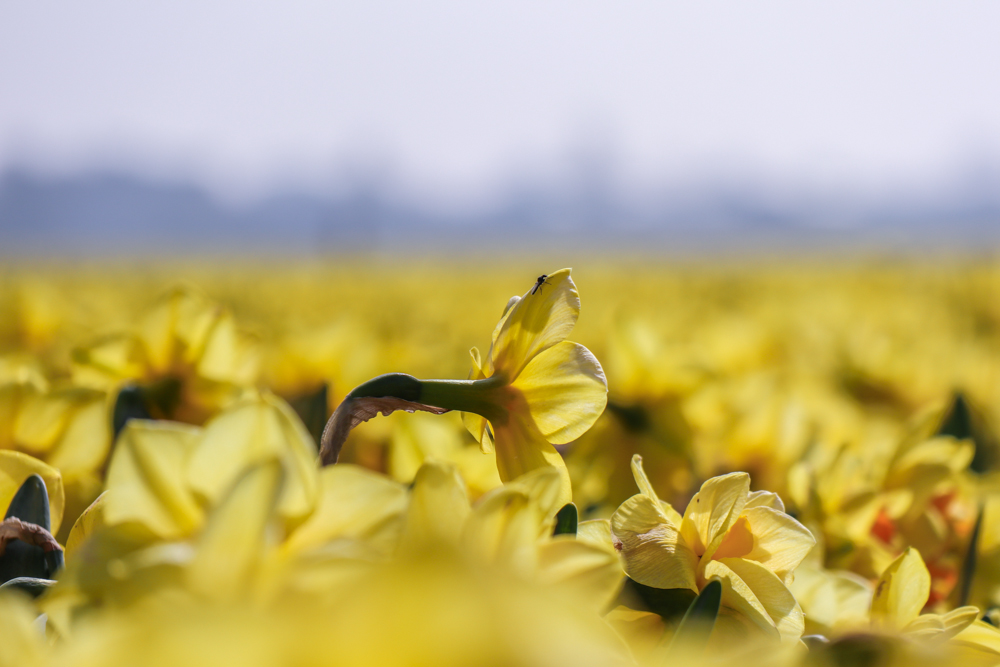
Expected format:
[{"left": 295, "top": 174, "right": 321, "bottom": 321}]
[{"left": 4, "top": 255, "right": 1000, "bottom": 666}]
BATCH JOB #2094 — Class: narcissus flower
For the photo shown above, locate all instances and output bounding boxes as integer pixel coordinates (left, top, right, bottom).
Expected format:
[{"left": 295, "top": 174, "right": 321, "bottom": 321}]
[
  {"left": 611, "top": 455, "right": 815, "bottom": 642},
  {"left": 319, "top": 269, "right": 607, "bottom": 507},
  {"left": 456, "top": 268, "right": 607, "bottom": 505}
]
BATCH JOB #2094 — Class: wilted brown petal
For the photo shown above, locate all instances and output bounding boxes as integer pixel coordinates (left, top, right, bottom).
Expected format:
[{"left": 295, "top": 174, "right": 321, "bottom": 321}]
[
  {"left": 319, "top": 397, "right": 449, "bottom": 466},
  {"left": 0, "top": 517, "right": 63, "bottom": 557}
]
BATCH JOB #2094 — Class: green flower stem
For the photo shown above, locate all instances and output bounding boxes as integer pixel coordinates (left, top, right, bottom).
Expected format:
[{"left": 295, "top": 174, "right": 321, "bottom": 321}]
[
  {"left": 319, "top": 372, "right": 510, "bottom": 466},
  {"left": 344, "top": 373, "right": 509, "bottom": 424}
]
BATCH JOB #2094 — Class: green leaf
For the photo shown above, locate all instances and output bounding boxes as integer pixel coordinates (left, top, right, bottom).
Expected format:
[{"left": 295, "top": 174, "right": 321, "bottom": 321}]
[
  {"left": 0, "top": 576, "right": 56, "bottom": 599},
  {"left": 1, "top": 476, "right": 64, "bottom": 583},
  {"left": 553, "top": 503, "right": 578, "bottom": 536},
  {"left": 4, "top": 474, "right": 50, "bottom": 529},
  {"left": 616, "top": 577, "right": 697, "bottom": 620},
  {"left": 668, "top": 579, "right": 722, "bottom": 651}
]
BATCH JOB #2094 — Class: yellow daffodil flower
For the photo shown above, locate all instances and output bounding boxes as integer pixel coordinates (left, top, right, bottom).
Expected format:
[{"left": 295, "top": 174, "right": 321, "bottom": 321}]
[
  {"left": 611, "top": 454, "right": 815, "bottom": 642},
  {"left": 318, "top": 269, "right": 606, "bottom": 507},
  {"left": 456, "top": 268, "right": 607, "bottom": 505}
]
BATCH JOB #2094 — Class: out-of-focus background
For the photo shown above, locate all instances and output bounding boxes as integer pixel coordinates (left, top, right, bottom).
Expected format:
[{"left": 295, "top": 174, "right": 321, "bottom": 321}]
[{"left": 3, "top": 1, "right": 1000, "bottom": 256}]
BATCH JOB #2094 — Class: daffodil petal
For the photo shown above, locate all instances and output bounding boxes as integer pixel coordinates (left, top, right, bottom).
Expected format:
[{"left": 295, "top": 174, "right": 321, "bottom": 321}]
[
  {"left": 577, "top": 518, "right": 615, "bottom": 553},
  {"left": 745, "top": 490, "right": 785, "bottom": 512},
  {"left": 952, "top": 619, "right": 1000, "bottom": 655},
  {"left": 537, "top": 536, "right": 624, "bottom": 611},
  {"left": 629, "top": 454, "right": 684, "bottom": 525},
  {"left": 512, "top": 341, "right": 607, "bottom": 444},
  {"left": 489, "top": 269, "right": 580, "bottom": 381},
  {"left": 610, "top": 493, "right": 698, "bottom": 591},
  {"left": 186, "top": 460, "right": 283, "bottom": 601},
  {"left": 714, "top": 557, "right": 804, "bottom": 642},
  {"left": 283, "top": 464, "right": 408, "bottom": 559},
  {"left": 462, "top": 487, "right": 541, "bottom": 575},
  {"left": 491, "top": 408, "right": 572, "bottom": 507},
  {"left": 65, "top": 491, "right": 107, "bottom": 559},
  {"left": 742, "top": 506, "right": 816, "bottom": 581},
  {"left": 681, "top": 472, "right": 750, "bottom": 559},
  {"left": 104, "top": 421, "right": 203, "bottom": 538},
  {"left": 630, "top": 455, "right": 660, "bottom": 502},
  {"left": 398, "top": 460, "right": 470, "bottom": 552},
  {"left": 46, "top": 395, "right": 112, "bottom": 478},
  {"left": 871, "top": 547, "right": 930, "bottom": 629},
  {"left": 187, "top": 393, "right": 318, "bottom": 524}
]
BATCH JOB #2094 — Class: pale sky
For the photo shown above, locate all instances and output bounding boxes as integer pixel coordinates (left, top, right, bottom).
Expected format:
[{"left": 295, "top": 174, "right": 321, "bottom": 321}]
[{"left": 2, "top": 2, "right": 1000, "bottom": 203}]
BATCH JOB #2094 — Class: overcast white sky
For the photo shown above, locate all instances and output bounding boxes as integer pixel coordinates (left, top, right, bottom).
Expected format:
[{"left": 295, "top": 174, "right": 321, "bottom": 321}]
[{"left": 2, "top": 2, "right": 1000, "bottom": 203}]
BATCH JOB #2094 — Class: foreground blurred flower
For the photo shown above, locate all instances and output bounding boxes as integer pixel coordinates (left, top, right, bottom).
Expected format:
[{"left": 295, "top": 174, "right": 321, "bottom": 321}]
[
  {"left": 611, "top": 455, "right": 814, "bottom": 642},
  {"left": 320, "top": 269, "right": 607, "bottom": 506}
]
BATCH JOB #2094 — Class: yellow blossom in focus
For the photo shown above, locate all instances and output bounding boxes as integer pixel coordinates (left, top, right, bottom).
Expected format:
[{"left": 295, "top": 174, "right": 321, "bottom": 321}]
[
  {"left": 461, "top": 269, "right": 607, "bottom": 506},
  {"left": 611, "top": 454, "right": 815, "bottom": 642}
]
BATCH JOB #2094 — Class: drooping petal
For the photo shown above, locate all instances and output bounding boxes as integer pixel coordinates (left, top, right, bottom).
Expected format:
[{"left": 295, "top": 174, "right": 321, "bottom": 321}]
[
  {"left": 871, "top": 547, "right": 930, "bottom": 629},
  {"left": 490, "top": 405, "right": 572, "bottom": 507},
  {"left": 0, "top": 450, "right": 64, "bottom": 535},
  {"left": 712, "top": 557, "right": 805, "bottom": 642},
  {"left": 610, "top": 493, "right": 698, "bottom": 591},
  {"left": 513, "top": 341, "right": 607, "bottom": 444},
  {"left": 742, "top": 506, "right": 816, "bottom": 582},
  {"left": 488, "top": 269, "right": 580, "bottom": 381},
  {"left": 104, "top": 421, "right": 204, "bottom": 538},
  {"left": 681, "top": 472, "right": 750, "bottom": 559}
]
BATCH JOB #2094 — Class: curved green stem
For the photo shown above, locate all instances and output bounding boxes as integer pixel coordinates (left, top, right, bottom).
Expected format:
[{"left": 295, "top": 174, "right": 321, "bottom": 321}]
[
  {"left": 345, "top": 372, "right": 509, "bottom": 423},
  {"left": 319, "top": 372, "right": 510, "bottom": 466}
]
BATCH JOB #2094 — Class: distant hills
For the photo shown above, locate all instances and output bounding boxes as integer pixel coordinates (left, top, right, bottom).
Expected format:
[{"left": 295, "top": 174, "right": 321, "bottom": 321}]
[{"left": 2, "top": 167, "right": 1000, "bottom": 256}]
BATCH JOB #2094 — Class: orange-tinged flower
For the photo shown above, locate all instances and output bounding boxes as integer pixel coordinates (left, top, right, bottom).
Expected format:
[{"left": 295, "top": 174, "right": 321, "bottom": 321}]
[{"left": 611, "top": 455, "right": 815, "bottom": 642}]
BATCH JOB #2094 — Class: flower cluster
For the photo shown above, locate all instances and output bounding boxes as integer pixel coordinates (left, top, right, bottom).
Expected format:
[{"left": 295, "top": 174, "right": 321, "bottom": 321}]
[{"left": 2, "top": 260, "right": 1000, "bottom": 666}]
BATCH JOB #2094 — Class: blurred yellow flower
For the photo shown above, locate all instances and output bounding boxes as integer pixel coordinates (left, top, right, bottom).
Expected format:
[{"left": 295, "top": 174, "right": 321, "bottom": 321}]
[{"left": 71, "top": 287, "right": 259, "bottom": 425}]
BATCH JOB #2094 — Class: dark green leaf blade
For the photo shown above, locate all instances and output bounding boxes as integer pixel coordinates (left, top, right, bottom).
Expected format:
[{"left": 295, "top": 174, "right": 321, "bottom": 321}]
[
  {"left": 553, "top": 503, "right": 578, "bottom": 536},
  {"left": 1, "top": 476, "right": 63, "bottom": 583},
  {"left": 112, "top": 384, "right": 153, "bottom": 439},
  {"left": 669, "top": 579, "right": 722, "bottom": 651}
]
